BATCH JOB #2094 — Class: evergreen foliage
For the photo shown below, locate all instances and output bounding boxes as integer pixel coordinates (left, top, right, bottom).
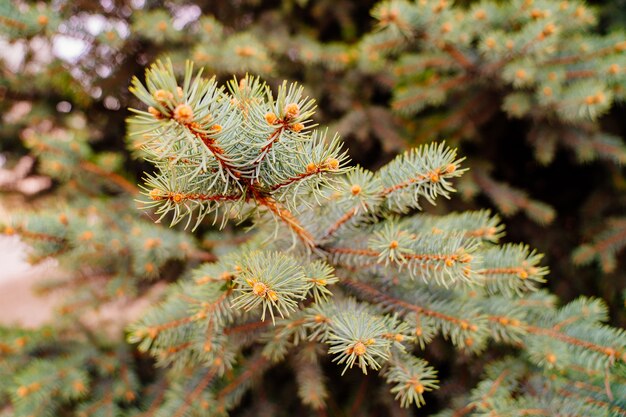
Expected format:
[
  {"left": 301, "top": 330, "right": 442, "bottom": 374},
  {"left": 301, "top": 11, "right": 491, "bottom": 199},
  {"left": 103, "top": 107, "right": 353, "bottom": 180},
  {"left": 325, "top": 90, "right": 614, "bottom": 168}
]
[
  {"left": 1, "top": 1, "right": 626, "bottom": 416},
  {"left": 355, "top": 0, "right": 626, "bottom": 277},
  {"left": 2, "top": 58, "right": 626, "bottom": 416}
]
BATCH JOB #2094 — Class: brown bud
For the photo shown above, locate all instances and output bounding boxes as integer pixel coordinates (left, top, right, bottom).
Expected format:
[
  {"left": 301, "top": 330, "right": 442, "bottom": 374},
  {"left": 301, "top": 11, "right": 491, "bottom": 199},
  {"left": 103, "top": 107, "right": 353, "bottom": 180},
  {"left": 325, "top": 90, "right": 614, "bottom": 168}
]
[
  {"left": 265, "top": 112, "right": 278, "bottom": 125},
  {"left": 352, "top": 341, "right": 367, "bottom": 356},
  {"left": 173, "top": 104, "right": 194, "bottom": 124},
  {"left": 284, "top": 103, "right": 300, "bottom": 119},
  {"left": 253, "top": 281, "right": 268, "bottom": 297}
]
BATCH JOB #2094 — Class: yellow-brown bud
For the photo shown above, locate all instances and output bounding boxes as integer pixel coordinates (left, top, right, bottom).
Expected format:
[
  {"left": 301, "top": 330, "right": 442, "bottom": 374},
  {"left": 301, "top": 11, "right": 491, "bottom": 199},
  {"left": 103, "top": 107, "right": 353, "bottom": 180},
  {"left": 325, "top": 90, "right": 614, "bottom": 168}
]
[
  {"left": 173, "top": 104, "right": 194, "bottom": 124},
  {"left": 543, "top": 86, "right": 553, "bottom": 97},
  {"left": 413, "top": 382, "right": 425, "bottom": 394},
  {"left": 148, "top": 106, "right": 161, "bottom": 118},
  {"left": 306, "top": 162, "right": 317, "bottom": 174},
  {"left": 530, "top": 9, "right": 544, "bottom": 19},
  {"left": 252, "top": 281, "right": 268, "bottom": 297},
  {"left": 17, "top": 386, "right": 29, "bottom": 397},
  {"left": 325, "top": 158, "right": 340, "bottom": 170},
  {"left": 265, "top": 112, "right": 278, "bottom": 125},
  {"left": 153, "top": 89, "right": 173, "bottom": 102},
  {"left": 144, "top": 238, "right": 161, "bottom": 249},
  {"left": 72, "top": 380, "right": 85, "bottom": 393},
  {"left": 149, "top": 188, "right": 162, "bottom": 200},
  {"left": 284, "top": 103, "right": 300, "bottom": 119},
  {"left": 235, "top": 46, "right": 255, "bottom": 57},
  {"left": 542, "top": 23, "right": 556, "bottom": 36},
  {"left": 352, "top": 341, "right": 367, "bottom": 356}
]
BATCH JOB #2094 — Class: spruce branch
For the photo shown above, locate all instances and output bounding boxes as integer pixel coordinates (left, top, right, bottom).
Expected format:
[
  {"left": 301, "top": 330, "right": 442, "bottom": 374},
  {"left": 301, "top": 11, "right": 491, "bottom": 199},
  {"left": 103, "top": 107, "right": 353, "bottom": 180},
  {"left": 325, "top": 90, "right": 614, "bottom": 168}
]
[
  {"left": 129, "top": 59, "right": 348, "bottom": 246},
  {"left": 384, "top": 351, "right": 439, "bottom": 408}
]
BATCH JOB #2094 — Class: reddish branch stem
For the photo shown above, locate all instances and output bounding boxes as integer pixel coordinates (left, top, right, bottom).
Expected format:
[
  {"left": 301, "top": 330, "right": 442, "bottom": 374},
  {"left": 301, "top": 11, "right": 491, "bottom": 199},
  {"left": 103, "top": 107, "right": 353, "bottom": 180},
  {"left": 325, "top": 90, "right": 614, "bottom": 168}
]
[
  {"left": 342, "top": 278, "right": 471, "bottom": 327},
  {"left": 172, "top": 368, "right": 218, "bottom": 417},
  {"left": 79, "top": 161, "right": 138, "bottom": 194},
  {"left": 217, "top": 355, "right": 269, "bottom": 401},
  {"left": 256, "top": 194, "right": 315, "bottom": 248}
]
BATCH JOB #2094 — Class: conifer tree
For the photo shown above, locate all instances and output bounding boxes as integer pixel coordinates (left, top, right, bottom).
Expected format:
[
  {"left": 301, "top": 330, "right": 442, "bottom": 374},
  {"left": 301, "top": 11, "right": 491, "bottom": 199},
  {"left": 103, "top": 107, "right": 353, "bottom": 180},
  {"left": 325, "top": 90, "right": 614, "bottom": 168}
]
[
  {"left": 356, "top": 0, "right": 626, "bottom": 277},
  {"left": 2, "top": 58, "right": 626, "bottom": 416},
  {"left": 1, "top": 1, "right": 626, "bottom": 416}
]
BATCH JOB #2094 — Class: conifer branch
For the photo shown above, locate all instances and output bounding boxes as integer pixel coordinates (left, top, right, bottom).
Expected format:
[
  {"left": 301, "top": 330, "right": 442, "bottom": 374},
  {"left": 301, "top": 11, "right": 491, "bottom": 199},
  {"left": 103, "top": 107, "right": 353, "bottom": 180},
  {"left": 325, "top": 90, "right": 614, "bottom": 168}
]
[
  {"left": 342, "top": 278, "right": 477, "bottom": 330},
  {"left": 172, "top": 368, "right": 218, "bottom": 417},
  {"left": 256, "top": 195, "right": 316, "bottom": 248},
  {"left": 216, "top": 354, "right": 269, "bottom": 404},
  {"left": 79, "top": 160, "right": 139, "bottom": 194}
]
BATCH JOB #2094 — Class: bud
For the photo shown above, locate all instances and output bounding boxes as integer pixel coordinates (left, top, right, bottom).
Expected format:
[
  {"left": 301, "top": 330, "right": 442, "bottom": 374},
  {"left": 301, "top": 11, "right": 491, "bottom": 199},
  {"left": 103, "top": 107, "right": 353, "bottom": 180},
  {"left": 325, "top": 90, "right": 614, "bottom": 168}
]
[
  {"left": 284, "top": 103, "right": 300, "bottom": 118},
  {"left": 153, "top": 89, "right": 173, "bottom": 102},
  {"left": 543, "top": 86, "right": 553, "bottom": 97},
  {"left": 149, "top": 188, "right": 162, "bottom": 200},
  {"left": 173, "top": 104, "right": 194, "bottom": 124},
  {"left": 253, "top": 281, "right": 268, "bottom": 297},
  {"left": 148, "top": 106, "right": 161, "bottom": 118},
  {"left": 306, "top": 162, "right": 318, "bottom": 173},
  {"left": 352, "top": 341, "right": 367, "bottom": 356},
  {"left": 265, "top": 112, "right": 278, "bottom": 125},
  {"left": 325, "top": 158, "right": 340, "bottom": 170}
]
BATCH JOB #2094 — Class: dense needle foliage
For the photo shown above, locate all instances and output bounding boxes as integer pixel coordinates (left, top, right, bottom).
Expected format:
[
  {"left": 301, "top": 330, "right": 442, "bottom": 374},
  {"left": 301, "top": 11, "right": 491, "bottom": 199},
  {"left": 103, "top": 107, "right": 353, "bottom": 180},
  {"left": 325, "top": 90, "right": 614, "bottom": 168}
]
[{"left": 0, "top": 1, "right": 625, "bottom": 416}]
